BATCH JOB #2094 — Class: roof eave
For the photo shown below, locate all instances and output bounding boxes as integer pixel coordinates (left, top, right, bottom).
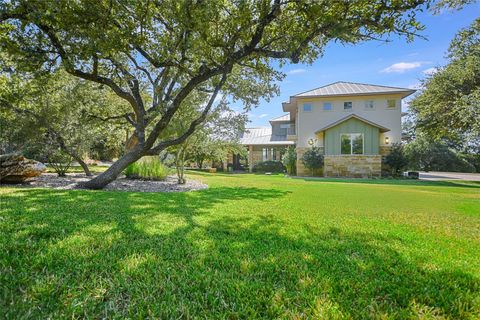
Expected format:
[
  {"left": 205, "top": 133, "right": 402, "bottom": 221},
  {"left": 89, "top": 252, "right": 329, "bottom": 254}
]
[
  {"left": 314, "top": 114, "right": 391, "bottom": 134},
  {"left": 295, "top": 90, "right": 416, "bottom": 99}
]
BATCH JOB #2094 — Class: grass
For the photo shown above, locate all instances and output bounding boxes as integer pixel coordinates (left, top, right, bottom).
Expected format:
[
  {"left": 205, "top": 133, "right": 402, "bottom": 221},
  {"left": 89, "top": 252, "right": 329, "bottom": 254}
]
[
  {"left": 124, "top": 156, "right": 169, "bottom": 180},
  {"left": 1, "top": 172, "right": 479, "bottom": 319}
]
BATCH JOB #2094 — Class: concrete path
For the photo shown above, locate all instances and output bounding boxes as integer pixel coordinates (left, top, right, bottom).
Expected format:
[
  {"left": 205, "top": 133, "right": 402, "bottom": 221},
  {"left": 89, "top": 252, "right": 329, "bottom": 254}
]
[{"left": 419, "top": 171, "right": 480, "bottom": 181}]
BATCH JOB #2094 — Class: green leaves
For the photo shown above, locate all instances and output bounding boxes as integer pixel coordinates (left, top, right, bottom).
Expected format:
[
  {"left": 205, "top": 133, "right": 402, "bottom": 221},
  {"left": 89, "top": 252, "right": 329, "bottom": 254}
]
[
  {"left": 410, "top": 18, "right": 480, "bottom": 151},
  {"left": 2, "top": 0, "right": 436, "bottom": 186},
  {"left": 301, "top": 146, "right": 324, "bottom": 176}
]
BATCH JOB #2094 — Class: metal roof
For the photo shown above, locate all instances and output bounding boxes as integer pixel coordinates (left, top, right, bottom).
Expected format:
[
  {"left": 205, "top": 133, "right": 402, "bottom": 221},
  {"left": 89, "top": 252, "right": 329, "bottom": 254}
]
[
  {"left": 314, "top": 114, "right": 390, "bottom": 133},
  {"left": 240, "top": 127, "right": 294, "bottom": 145},
  {"left": 269, "top": 114, "right": 290, "bottom": 122},
  {"left": 295, "top": 81, "right": 415, "bottom": 97}
]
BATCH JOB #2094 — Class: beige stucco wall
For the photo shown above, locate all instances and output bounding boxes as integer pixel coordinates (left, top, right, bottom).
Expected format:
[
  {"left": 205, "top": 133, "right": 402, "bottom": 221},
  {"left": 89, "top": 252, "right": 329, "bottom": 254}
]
[
  {"left": 294, "top": 94, "right": 403, "bottom": 150},
  {"left": 324, "top": 155, "right": 382, "bottom": 178}
]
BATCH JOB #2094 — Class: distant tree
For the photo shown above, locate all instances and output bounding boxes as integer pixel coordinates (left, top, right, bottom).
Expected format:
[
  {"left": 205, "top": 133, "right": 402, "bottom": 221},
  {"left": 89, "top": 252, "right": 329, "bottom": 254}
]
[
  {"left": 0, "top": 70, "right": 128, "bottom": 176},
  {"left": 282, "top": 146, "right": 297, "bottom": 175},
  {"left": 1, "top": 1, "right": 433, "bottom": 188},
  {"left": 188, "top": 139, "right": 245, "bottom": 170},
  {"left": 410, "top": 18, "right": 480, "bottom": 151},
  {"left": 404, "top": 136, "right": 475, "bottom": 172},
  {"left": 165, "top": 97, "right": 246, "bottom": 184},
  {"left": 301, "top": 147, "right": 324, "bottom": 177},
  {"left": 401, "top": 112, "right": 417, "bottom": 143},
  {"left": 384, "top": 143, "right": 408, "bottom": 177}
]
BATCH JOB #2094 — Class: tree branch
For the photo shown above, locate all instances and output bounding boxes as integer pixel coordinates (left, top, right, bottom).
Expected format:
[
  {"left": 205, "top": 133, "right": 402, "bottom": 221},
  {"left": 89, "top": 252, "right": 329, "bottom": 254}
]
[{"left": 147, "top": 72, "right": 228, "bottom": 154}]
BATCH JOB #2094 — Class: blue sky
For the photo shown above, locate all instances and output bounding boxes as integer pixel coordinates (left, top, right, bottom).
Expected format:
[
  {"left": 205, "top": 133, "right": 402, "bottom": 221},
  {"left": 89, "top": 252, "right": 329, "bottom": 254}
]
[{"left": 241, "top": 3, "right": 479, "bottom": 127}]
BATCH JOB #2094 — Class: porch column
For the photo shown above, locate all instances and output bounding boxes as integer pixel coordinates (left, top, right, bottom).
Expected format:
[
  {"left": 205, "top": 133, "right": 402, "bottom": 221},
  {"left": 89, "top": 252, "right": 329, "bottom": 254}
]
[{"left": 248, "top": 145, "right": 254, "bottom": 172}]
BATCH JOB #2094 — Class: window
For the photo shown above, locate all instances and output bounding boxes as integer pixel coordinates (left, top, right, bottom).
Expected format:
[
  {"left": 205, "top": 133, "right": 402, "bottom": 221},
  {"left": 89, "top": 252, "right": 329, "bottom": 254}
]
[
  {"left": 341, "top": 133, "right": 364, "bottom": 155},
  {"left": 343, "top": 101, "right": 352, "bottom": 110},
  {"left": 365, "top": 100, "right": 374, "bottom": 109},
  {"left": 303, "top": 103, "right": 312, "bottom": 112},
  {"left": 262, "top": 148, "right": 268, "bottom": 161},
  {"left": 387, "top": 99, "right": 396, "bottom": 108},
  {"left": 279, "top": 124, "right": 290, "bottom": 135},
  {"left": 323, "top": 102, "right": 333, "bottom": 111},
  {"left": 272, "top": 148, "right": 277, "bottom": 161}
]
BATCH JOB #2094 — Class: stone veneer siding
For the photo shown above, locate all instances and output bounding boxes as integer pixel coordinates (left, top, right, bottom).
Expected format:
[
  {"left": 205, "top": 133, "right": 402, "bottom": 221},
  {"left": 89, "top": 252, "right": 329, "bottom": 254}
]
[
  {"left": 323, "top": 155, "right": 382, "bottom": 178},
  {"left": 248, "top": 147, "right": 263, "bottom": 171}
]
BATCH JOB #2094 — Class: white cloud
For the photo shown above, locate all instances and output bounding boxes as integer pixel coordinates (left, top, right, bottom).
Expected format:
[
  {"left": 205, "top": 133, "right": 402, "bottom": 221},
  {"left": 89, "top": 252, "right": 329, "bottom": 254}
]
[
  {"left": 422, "top": 67, "right": 438, "bottom": 75},
  {"left": 381, "top": 62, "right": 425, "bottom": 73},
  {"left": 288, "top": 68, "right": 306, "bottom": 75},
  {"left": 258, "top": 113, "right": 269, "bottom": 119}
]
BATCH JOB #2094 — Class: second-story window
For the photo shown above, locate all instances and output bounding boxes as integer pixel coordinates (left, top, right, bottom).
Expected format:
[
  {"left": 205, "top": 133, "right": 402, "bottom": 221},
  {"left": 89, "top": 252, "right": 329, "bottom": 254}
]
[
  {"left": 365, "top": 100, "right": 374, "bottom": 110},
  {"left": 387, "top": 99, "right": 396, "bottom": 108},
  {"left": 303, "top": 103, "right": 312, "bottom": 112},
  {"left": 323, "top": 102, "right": 333, "bottom": 111},
  {"left": 280, "top": 123, "right": 290, "bottom": 135},
  {"left": 343, "top": 101, "right": 353, "bottom": 111}
]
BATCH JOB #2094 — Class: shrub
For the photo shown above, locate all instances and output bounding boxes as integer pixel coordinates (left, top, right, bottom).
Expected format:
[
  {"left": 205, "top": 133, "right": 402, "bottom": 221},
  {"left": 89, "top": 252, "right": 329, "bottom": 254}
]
[
  {"left": 46, "top": 149, "right": 73, "bottom": 177},
  {"left": 124, "top": 156, "right": 168, "bottom": 180},
  {"left": 301, "top": 147, "right": 324, "bottom": 176},
  {"left": 405, "top": 137, "right": 476, "bottom": 172},
  {"left": 282, "top": 146, "right": 297, "bottom": 175},
  {"left": 384, "top": 143, "right": 408, "bottom": 177},
  {"left": 252, "top": 160, "right": 285, "bottom": 173}
]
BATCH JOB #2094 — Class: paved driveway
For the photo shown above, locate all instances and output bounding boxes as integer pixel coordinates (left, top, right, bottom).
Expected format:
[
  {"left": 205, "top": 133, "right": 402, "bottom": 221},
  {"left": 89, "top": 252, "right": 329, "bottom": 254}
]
[{"left": 419, "top": 171, "right": 480, "bottom": 181}]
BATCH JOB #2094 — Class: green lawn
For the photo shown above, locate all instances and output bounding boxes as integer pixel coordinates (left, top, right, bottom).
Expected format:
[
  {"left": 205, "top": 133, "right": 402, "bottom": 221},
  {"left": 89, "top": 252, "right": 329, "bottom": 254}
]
[{"left": 1, "top": 173, "right": 479, "bottom": 319}]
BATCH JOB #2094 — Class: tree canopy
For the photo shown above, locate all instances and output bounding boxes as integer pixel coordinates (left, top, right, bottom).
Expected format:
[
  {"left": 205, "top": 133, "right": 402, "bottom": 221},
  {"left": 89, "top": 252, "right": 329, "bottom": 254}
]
[
  {"left": 1, "top": 0, "right": 433, "bottom": 188},
  {"left": 0, "top": 70, "right": 128, "bottom": 175},
  {"left": 409, "top": 18, "right": 480, "bottom": 152}
]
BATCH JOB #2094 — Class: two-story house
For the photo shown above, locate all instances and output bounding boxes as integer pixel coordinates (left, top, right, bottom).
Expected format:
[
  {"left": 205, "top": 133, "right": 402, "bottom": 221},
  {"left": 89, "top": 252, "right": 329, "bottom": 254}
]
[{"left": 239, "top": 81, "right": 415, "bottom": 177}]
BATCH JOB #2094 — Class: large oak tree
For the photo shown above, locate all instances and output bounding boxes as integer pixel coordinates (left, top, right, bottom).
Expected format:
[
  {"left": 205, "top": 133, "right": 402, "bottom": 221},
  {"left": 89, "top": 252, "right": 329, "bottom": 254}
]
[
  {"left": 1, "top": 0, "right": 430, "bottom": 188},
  {"left": 410, "top": 18, "right": 480, "bottom": 152}
]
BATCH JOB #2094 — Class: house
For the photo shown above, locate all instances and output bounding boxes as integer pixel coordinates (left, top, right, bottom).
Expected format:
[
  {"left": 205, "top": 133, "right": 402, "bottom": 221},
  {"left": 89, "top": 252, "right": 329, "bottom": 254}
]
[{"left": 239, "top": 81, "right": 415, "bottom": 177}]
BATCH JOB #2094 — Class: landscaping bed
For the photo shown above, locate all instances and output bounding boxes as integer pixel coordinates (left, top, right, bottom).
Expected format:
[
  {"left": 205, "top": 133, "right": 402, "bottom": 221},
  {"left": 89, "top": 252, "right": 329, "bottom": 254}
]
[{"left": 0, "top": 173, "right": 208, "bottom": 192}]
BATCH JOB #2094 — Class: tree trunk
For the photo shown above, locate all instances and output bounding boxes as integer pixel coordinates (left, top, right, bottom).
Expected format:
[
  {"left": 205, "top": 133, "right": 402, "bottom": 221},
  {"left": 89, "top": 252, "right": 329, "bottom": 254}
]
[
  {"left": 175, "top": 147, "right": 186, "bottom": 184},
  {"left": 82, "top": 147, "right": 144, "bottom": 189},
  {"left": 75, "top": 156, "right": 93, "bottom": 176}
]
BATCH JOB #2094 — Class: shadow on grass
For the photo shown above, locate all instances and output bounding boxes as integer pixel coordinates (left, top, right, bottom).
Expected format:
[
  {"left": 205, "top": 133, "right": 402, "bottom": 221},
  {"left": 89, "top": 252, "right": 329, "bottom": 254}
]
[
  {"left": 297, "top": 177, "right": 480, "bottom": 188},
  {"left": 1, "top": 187, "right": 479, "bottom": 318}
]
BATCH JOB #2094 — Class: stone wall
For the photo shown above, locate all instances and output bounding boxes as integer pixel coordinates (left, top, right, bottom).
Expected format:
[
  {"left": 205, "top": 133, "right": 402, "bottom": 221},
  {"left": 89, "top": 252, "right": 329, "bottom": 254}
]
[
  {"left": 323, "top": 155, "right": 382, "bottom": 178},
  {"left": 248, "top": 148, "right": 263, "bottom": 171}
]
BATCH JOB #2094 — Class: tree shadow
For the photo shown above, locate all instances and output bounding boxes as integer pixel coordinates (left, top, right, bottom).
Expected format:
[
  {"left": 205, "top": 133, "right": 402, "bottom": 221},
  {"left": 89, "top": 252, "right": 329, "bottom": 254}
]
[{"left": 1, "top": 187, "right": 479, "bottom": 318}]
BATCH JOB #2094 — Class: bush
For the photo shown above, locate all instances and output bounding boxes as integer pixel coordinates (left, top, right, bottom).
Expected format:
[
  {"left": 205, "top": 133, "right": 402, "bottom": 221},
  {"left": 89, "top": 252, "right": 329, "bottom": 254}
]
[
  {"left": 124, "top": 156, "right": 168, "bottom": 180},
  {"left": 384, "top": 143, "right": 408, "bottom": 177},
  {"left": 405, "top": 137, "right": 476, "bottom": 172},
  {"left": 45, "top": 149, "right": 73, "bottom": 177},
  {"left": 301, "top": 147, "right": 324, "bottom": 176},
  {"left": 282, "top": 146, "right": 297, "bottom": 175},
  {"left": 252, "top": 160, "right": 285, "bottom": 173}
]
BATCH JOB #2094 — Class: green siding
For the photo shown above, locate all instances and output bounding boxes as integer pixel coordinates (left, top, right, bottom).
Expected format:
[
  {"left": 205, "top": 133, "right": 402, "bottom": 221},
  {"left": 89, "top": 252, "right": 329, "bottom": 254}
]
[{"left": 324, "top": 118, "right": 380, "bottom": 155}]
